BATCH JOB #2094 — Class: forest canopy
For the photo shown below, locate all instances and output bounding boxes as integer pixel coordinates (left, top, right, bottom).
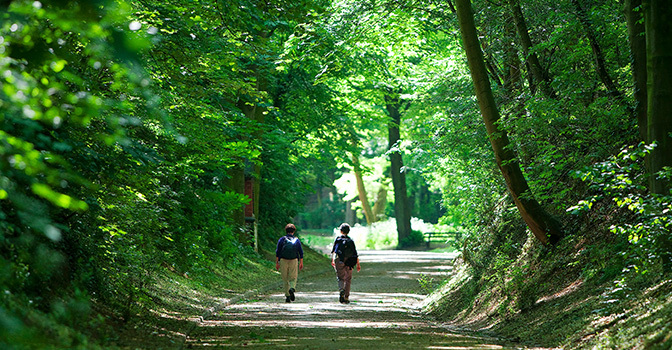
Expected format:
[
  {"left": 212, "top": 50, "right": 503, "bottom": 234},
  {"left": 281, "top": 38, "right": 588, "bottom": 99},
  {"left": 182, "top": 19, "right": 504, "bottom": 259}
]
[{"left": 1, "top": 0, "right": 671, "bottom": 348}]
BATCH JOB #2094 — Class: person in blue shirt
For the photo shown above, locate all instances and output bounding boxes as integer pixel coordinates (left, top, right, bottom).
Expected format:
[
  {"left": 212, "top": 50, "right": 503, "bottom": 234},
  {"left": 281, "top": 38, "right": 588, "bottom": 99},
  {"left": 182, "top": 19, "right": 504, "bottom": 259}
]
[
  {"left": 331, "top": 223, "right": 361, "bottom": 304},
  {"left": 275, "top": 223, "right": 304, "bottom": 303}
]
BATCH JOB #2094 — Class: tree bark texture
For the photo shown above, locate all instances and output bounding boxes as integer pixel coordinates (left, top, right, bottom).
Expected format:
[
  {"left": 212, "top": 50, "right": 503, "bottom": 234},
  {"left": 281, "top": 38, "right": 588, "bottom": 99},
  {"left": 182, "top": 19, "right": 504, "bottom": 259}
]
[
  {"left": 624, "top": 0, "right": 648, "bottom": 142},
  {"left": 372, "top": 181, "right": 388, "bottom": 221},
  {"left": 507, "top": 0, "right": 556, "bottom": 98},
  {"left": 644, "top": 0, "right": 672, "bottom": 272},
  {"left": 352, "top": 153, "right": 375, "bottom": 225},
  {"left": 644, "top": 0, "right": 672, "bottom": 195},
  {"left": 455, "top": 0, "right": 563, "bottom": 245},
  {"left": 385, "top": 91, "right": 413, "bottom": 245}
]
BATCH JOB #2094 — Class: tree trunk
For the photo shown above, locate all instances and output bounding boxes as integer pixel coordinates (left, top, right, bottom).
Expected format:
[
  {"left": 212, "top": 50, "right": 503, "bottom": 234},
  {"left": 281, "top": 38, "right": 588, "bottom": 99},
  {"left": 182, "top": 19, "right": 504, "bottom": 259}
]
[
  {"left": 507, "top": 0, "right": 556, "bottom": 98},
  {"left": 572, "top": 0, "right": 628, "bottom": 108},
  {"left": 644, "top": 0, "right": 672, "bottom": 195},
  {"left": 624, "top": 0, "right": 648, "bottom": 142},
  {"left": 643, "top": 0, "right": 672, "bottom": 273},
  {"left": 235, "top": 76, "right": 266, "bottom": 247},
  {"left": 502, "top": 13, "right": 527, "bottom": 131},
  {"left": 226, "top": 164, "right": 246, "bottom": 226},
  {"left": 372, "top": 181, "right": 388, "bottom": 221},
  {"left": 384, "top": 91, "right": 413, "bottom": 246},
  {"left": 455, "top": 0, "right": 563, "bottom": 245},
  {"left": 503, "top": 14, "right": 522, "bottom": 95},
  {"left": 352, "top": 153, "right": 375, "bottom": 225},
  {"left": 345, "top": 199, "right": 355, "bottom": 225}
]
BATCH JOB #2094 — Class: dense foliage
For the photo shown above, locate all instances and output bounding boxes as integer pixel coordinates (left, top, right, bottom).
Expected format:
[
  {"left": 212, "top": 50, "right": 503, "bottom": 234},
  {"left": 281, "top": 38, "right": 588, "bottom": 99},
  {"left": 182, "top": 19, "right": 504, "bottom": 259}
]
[
  {"left": 0, "top": 0, "right": 342, "bottom": 347},
  {"left": 1, "top": 0, "right": 670, "bottom": 348}
]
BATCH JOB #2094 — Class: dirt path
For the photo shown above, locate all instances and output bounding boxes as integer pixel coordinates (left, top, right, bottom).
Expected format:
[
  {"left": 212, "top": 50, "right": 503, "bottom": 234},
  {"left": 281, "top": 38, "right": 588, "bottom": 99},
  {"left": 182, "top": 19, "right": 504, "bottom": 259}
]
[{"left": 183, "top": 250, "right": 539, "bottom": 349}]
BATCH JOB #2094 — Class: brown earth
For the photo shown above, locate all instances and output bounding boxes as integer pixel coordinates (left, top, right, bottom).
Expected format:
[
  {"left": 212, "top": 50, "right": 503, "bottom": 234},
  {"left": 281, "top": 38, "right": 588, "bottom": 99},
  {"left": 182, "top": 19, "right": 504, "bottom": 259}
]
[{"left": 178, "top": 250, "right": 551, "bottom": 349}]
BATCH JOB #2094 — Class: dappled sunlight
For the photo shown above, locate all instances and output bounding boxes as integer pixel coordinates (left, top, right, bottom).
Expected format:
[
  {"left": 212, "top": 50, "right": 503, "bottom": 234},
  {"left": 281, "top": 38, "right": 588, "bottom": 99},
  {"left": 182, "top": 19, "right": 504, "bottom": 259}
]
[
  {"left": 187, "top": 332, "right": 506, "bottom": 349},
  {"left": 219, "top": 291, "right": 426, "bottom": 317},
  {"left": 187, "top": 325, "right": 522, "bottom": 349},
  {"left": 536, "top": 279, "right": 584, "bottom": 304},
  {"left": 426, "top": 346, "right": 504, "bottom": 350},
  {"left": 390, "top": 269, "right": 452, "bottom": 278},
  {"left": 184, "top": 250, "right": 534, "bottom": 349},
  {"left": 359, "top": 250, "right": 460, "bottom": 263},
  {"left": 388, "top": 273, "right": 428, "bottom": 281},
  {"left": 200, "top": 318, "right": 427, "bottom": 329},
  {"left": 419, "top": 265, "right": 455, "bottom": 271},
  {"left": 2, "top": 1, "right": 655, "bottom": 349},
  {"left": 150, "top": 309, "right": 194, "bottom": 320}
]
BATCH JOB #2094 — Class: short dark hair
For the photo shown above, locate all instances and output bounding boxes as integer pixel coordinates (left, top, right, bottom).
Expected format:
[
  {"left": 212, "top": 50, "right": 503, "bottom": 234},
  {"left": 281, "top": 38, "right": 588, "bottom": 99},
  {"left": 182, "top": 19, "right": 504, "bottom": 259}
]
[
  {"left": 339, "top": 223, "right": 350, "bottom": 234},
  {"left": 285, "top": 223, "right": 296, "bottom": 233}
]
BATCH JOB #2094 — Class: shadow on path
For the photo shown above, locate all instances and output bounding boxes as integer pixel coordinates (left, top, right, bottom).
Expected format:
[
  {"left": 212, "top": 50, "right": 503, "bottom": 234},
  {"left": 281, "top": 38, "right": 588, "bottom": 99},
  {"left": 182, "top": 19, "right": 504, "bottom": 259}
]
[{"left": 185, "top": 250, "right": 545, "bottom": 349}]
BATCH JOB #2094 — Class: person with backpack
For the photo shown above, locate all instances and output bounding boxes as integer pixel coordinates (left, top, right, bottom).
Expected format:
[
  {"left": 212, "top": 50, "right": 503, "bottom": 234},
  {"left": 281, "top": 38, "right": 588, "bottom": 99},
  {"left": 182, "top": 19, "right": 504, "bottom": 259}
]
[
  {"left": 275, "top": 223, "right": 304, "bottom": 303},
  {"left": 330, "top": 223, "right": 361, "bottom": 304}
]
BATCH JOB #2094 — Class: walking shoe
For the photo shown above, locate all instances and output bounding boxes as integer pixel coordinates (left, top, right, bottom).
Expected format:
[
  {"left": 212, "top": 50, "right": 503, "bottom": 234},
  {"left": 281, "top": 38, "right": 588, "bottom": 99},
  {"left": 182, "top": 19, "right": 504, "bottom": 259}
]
[
  {"left": 344, "top": 299, "right": 350, "bottom": 304},
  {"left": 339, "top": 289, "right": 345, "bottom": 303},
  {"left": 285, "top": 296, "right": 291, "bottom": 303},
  {"left": 289, "top": 288, "right": 295, "bottom": 301}
]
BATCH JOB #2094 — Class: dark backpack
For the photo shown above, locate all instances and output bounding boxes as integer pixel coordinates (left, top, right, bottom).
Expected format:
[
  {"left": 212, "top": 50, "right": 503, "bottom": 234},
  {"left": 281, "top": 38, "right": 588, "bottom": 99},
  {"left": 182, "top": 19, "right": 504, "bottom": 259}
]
[
  {"left": 280, "top": 236, "right": 299, "bottom": 259},
  {"left": 336, "top": 236, "right": 357, "bottom": 268}
]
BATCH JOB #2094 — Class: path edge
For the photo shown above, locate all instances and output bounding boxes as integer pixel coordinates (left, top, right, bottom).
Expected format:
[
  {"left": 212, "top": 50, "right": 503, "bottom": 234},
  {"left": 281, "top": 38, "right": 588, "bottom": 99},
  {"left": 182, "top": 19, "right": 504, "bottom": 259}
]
[{"left": 176, "top": 266, "right": 334, "bottom": 349}]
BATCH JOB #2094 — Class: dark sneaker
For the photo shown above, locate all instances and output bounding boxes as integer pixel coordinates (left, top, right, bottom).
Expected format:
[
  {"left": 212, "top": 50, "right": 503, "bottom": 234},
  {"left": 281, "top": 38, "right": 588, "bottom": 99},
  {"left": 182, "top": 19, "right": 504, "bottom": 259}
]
[
  {"left": 285, "top": 296, "right": 291, "bottom": 303},
  {"left": 339, "top": 290, "right": 345, "bottom": 303},
  {"left": 289, "top": 288, "right": 295, "bottom": 301},
  {"left": 344, "top": 299, "right": 350, "bottom": 304}
]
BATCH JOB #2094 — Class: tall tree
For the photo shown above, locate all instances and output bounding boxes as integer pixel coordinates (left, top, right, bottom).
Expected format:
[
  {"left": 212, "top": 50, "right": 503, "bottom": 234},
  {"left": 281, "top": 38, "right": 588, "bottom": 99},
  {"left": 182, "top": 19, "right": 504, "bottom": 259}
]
[
  {"left": 455, "top": 0, "right": 563, "bottom": 245},
  {"left": 302, "top": 0, "right": 429, "bottom": 244},
  {"left": 506, "top": 0, "right": 556, "bottom": 98},
  {"left": 503, "top": 13, "right": 523, "bottom": 95},
  {"left": 643, "top": 0, "right": 672, "bottom": 272},
  {"left": 352, "top": 152, "right": 376, "bottom": 225},
  {"left": 372, "top": 181, "right": 389, "bottom": 220},
  {"left": 572, "top": 0, "right": 628, "bottom": 109},
  {"left": 624, "top": 0, "right": 648, "bottom": 142},
  {"left": 643, "top": 0, "right": 672, "bottom": 196},
  {"left": 385, "top": 90, "right": 413, "bottom": 245}
]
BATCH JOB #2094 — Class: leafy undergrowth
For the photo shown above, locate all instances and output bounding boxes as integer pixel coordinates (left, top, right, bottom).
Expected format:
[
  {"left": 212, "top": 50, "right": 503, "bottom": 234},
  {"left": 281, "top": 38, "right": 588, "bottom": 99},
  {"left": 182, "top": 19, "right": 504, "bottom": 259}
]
[
  {"left": 106, "top": 256, "right": 277, "bottom": 349},
  {"left": 0, "top": 292, "right": 107, "bottom": 350},
  {"left": 0, "top": 244, "right": 329, "bottom": 350},
  {"left": 104, "top": 244, "right": 330, "bottom": 349},
  {"left": 424, "top": 228, "right": 672, "bottom": 349}
]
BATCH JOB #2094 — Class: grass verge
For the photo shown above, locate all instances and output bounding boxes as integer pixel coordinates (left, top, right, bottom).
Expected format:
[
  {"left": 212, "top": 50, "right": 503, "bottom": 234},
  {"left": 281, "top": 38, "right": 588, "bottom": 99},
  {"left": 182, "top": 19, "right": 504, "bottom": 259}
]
[
  {"left": 98, "top": 243, "right": 330, "bottom": 349},
  {"left": 423, "top": 231, "right": 672, "bottom": 349}
]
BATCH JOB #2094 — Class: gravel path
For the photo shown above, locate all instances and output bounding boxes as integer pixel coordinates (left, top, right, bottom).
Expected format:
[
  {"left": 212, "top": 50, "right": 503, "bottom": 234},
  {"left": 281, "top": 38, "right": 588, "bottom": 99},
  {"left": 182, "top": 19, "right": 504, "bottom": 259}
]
[{"left": 184, "top": 250, "right": 536, "bottom": 349}]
